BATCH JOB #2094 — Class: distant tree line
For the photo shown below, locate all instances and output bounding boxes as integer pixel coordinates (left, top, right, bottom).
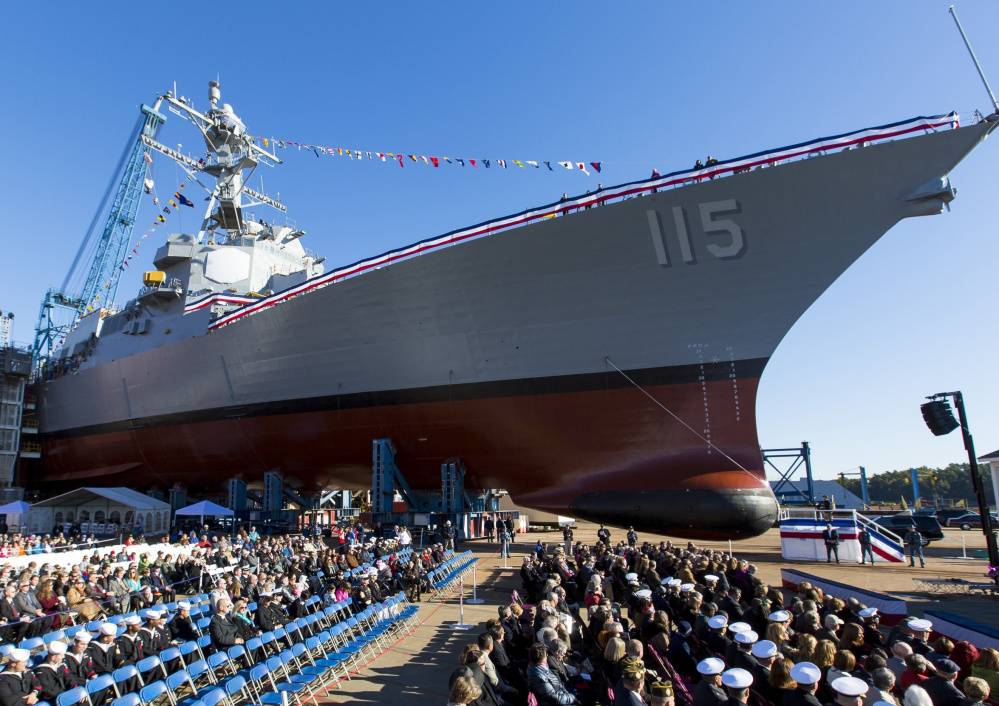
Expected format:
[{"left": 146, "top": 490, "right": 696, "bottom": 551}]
[{"left": 838, "top": 463, "right": 997, "bottom": 507}]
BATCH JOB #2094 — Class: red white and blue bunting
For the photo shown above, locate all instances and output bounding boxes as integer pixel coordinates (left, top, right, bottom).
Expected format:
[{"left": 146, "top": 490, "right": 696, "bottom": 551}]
[{"left": 188, "top": 113, "right": 958, "bottom": 330}]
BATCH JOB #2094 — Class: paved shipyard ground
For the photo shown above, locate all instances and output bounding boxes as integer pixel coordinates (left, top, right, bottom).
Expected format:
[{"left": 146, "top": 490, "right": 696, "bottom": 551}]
[{"left": 315, "top": 523, "right": 998, "bottom": 705}]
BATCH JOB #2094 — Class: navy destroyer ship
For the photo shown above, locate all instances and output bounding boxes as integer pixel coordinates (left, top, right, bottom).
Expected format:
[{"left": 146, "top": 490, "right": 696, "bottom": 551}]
[{"left": 34, "top": 82, "right": 997, "bottom": 538}]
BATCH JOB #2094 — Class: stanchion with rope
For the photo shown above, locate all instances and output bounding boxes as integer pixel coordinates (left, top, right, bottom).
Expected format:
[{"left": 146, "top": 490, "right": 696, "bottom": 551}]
[
  {"left": 467, "top": 563, "right": 484, "bottom": 604},
  {"left": 449, "top": 576, "right": 474, "bottom": 630}
]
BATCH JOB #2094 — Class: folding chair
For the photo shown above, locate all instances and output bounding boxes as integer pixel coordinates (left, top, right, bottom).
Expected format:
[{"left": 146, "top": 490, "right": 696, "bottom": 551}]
[
  {"left": 55, "top": 687, "right": 89, "bottom": 706},
  {"left": 138, "top": 681, "right": 172, "bottom": 706},
  {"left": 110, "top": 695, "right": 141, "bottom": 706},
  {"left": 86, "top": 674, "right": 116, "bottom": 705}
]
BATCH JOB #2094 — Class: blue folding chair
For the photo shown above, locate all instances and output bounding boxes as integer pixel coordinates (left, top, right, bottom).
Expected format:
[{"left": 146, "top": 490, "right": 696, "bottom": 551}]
[
  {"left": 86, "top": 674, "right": 116, "bottom": 704},
  {"left": 55, "top": 686, "right": 89, "bottom": 706},
  {"left": 138, "top": 681, "right": 172, "bottom": 706},
  {"left": 110, "top": 695, "right": 141, "bottom": 706},
  {"left": 111, "top": 665, "right": 142, "bottom": 698}
]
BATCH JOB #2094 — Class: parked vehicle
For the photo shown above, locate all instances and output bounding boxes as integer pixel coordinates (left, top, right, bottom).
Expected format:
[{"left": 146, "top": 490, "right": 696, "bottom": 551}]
[
  {"left": 872, "top": 514, "right": 944, "bottom": 544},
  {"left": 932, "top": 509, "right": 977, "bottom": 525},
  {"left": 945, "top": 512, "right": 999, "bottom": 530}
]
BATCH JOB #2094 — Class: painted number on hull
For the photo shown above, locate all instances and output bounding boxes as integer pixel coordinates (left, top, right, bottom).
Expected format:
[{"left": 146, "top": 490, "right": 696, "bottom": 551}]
[{"left": 647, "top": 200, "right": 746, "bottom": 266}]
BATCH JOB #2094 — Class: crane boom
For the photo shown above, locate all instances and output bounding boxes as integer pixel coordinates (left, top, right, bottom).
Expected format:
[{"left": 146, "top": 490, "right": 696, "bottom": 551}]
[{"left": 32, "top": 102, "right": 166, "bottom": 369}]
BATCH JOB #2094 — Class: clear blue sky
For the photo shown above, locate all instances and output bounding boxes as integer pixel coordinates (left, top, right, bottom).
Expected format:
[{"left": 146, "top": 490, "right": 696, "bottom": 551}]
[{"left": 1, "top": 2, "right": 997, "bottom": 482}]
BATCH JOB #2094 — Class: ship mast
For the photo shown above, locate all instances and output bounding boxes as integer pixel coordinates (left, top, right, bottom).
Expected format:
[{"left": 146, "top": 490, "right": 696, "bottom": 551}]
[{"left": 141, "top": 81, "right": 287, "bottom": 244}]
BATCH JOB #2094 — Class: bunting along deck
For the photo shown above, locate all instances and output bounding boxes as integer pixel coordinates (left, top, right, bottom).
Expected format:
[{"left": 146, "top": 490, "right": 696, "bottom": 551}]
[{"left": 188, "top": 113, "right": 958, "bottom": 331}]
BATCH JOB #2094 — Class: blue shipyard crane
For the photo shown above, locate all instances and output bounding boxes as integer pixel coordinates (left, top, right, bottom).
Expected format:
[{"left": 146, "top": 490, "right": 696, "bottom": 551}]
[{"left": 33, "top": 99, "right": 167, "bottom": 367}]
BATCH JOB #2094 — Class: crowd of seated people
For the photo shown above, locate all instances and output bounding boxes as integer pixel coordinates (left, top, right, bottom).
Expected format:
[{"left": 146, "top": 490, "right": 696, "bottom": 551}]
[
  {"left": 0, "top": 527, "right": 455, "bottom": 706},
  {"left": 466, "top": 531, "right": 999, "bottom": 706}
]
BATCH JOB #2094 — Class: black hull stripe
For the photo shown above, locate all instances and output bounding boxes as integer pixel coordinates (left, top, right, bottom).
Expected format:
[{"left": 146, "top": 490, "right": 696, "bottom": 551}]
[{"left": 42, "top": 357, "right": 768, "bottom": 441}]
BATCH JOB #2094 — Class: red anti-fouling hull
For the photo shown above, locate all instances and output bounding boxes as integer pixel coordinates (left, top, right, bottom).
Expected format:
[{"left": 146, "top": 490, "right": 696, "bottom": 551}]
[{"left": 38, "top": 372, "right": 776, "bottom": 539}]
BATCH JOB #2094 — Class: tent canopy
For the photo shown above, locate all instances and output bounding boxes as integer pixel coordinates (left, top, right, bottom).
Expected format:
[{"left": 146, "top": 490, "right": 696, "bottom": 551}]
[
  {"left": 175, "top": 500, "right": 233, "bottom": 517},
  {"left": 31, "top": 487, "right": 169, "bottom": 511},
  {"left": 0, "top": 501, "right": 30, "bottom": 515}
]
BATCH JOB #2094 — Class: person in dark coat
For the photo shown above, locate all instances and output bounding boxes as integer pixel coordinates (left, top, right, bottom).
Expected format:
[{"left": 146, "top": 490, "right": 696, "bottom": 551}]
[
  {"left": 821, "top": 524, "right": 840, "bottom": 564},
  {"left": 693, "top": 658, "right": 727, "bottom": 706},
  {"left": 116, "top": 616, "right": 145, "bottom": 665},
  {"left": 750, "top": 641, "right": 783, "bottom": 706},
  {"left": 783, "top": 663, "right": 823, "bottom": 706},
  {"left": 209, "top": 598, "right": 244, "bottom": 651},
  {"left": 922, "top": 660, "right": 965, "bottom": 706},
  {"left": 168, "top": 602, "right": 200, "bottom": 642},
  {"left": 0, "top": 584, "right": 31, "bottom": 645},
  {"left": 728, "top": 632, "right": 760, "bottom": 672},
  {"left": 31, "top": 641, "right": 71, "bottom": 703},
  {"left": 88, "top": 624, "right": 127, "bottom": 676},
  {"left": 0, "top": 649, "right": 39, "bottom": 706},
  {"left": 63, "top": 634, "right": 98, "bottom": 689}
]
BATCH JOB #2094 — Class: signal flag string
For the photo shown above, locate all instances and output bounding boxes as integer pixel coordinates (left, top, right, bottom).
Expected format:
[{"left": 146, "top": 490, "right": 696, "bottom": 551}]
[
  {"left": 604, "top": 356, "right": 752, "bottom": 475},
  {"left": 249, "top": 135, "right": 601, "bottom": 176}
]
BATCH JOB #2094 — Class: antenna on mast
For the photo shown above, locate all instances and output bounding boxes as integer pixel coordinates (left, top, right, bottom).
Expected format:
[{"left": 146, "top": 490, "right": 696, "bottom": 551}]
[{"left": 949, "top": 5, "right": 999, "bottom": 114}]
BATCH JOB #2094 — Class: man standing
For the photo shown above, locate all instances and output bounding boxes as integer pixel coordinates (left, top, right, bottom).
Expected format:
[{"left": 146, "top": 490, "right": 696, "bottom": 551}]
[
  {"left": 905, "top": 525, "right": 925, "bottom": 568},
  {"left": 441, "top": 520, "right": 456, "bottom": 551},
  {"left": 858, "top": 526, "right": 875, "bottom": 566},
  {"left": 485, "top": 516, "right": 495, "bottom": 543},
  {"left": 562, "top": 524, "right": 574, "bottom": 556},
  {"left": 499, "top": 525, "right": 512, "bottom": 560},
  {"left": 822, "top": 524, "right": 840, "bottom": 564},
  {"left": 597, "top": 525, "right": 611, "bottom": 546},
  {"left": 627, "top": 527, "right": 638, "bottom": 548}
]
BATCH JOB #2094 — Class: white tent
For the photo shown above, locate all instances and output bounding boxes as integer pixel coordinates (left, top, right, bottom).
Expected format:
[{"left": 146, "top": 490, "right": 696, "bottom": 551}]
[
  {"left": 175, "top": 500, "right": 233, "bottom": 528},
  {"left": 0, "top": 501, "right": 30, "bottom": 533},
  {"left": 27, "top": 487, "right": 171, "bottom": 536}
]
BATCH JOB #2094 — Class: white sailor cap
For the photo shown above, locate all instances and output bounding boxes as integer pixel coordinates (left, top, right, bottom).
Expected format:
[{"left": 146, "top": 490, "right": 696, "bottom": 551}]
[
  {"left": 728, "top": 621, "right": 751, "bottom": 634},
  {"left": 751, "top": 640, "right": 778, "bottom": 659},
  {"left": 99, "top": 623, "right": 118, "bottom": 636},
  {"left": 859, "top": 608, "right": 878, "bottom": 618},
  {"left": 47, "top": 641, "right": 67, "bottom": 656},
  {"left": 831, "top": 676, "right": 869, "bottom": 697},
  {"left": 145, "top": 610, "right": 162, "bottom": 620},
  {"left": 708, "top": 615, "right": 728, "bottom": 630},
  {"left": 74, "top": 632, "right": 93, "bottom": 644},
  {"left": 367, "top": 568, "right": 378, "bottom": 576},
  {"left": 177, "top": 602, "right": 191, "bottom": 610},
  {"left": 8, "top": 648, "right": 30, "bottom": 663},
  {"left": 635, "top": 588, "right": 652, "bottom": 599},
  {"left": 722, "top": 668, "right": 754, "bottom": 689},
  {"left": 908, "top": 618, "right": 932, "bottom": 632},
  {"left": 789, "top": 662, "right": 822, "bottom": 685},
  {"left": 703, "top": 574, "right": 719, "bottom": 583},
  {"left": 625, "top": 573, "right": 638, "bottom": 581},
  {"left": 668, "top": 578, "right": 682, "bottom": 588},
  {"left": 768, "top": 610, "right": 791, "bottom": 622},
  {"left": 680, "top": 583, "right": 695, "bottom": 593},
  {"left": 734, "top": 630, "right": 759, "bottom": 645},
  {"left": 697, "top": 657, "right": 726, "bottom": 676},
  {"left": 124, "top": 616, "right": 141, "bottom": 626}
]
